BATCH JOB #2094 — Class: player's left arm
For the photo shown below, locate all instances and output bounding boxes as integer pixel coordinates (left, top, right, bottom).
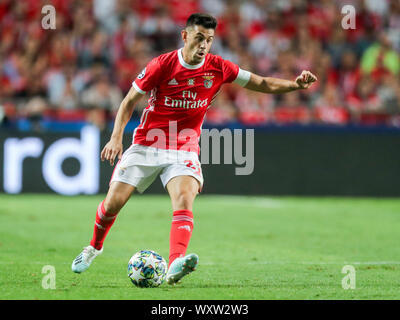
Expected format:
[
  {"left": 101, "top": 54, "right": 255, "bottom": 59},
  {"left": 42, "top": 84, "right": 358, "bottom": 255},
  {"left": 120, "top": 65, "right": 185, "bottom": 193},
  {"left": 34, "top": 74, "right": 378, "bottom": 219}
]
[{"left": 243, "top": 70, "right": 317, "bottom": 94}]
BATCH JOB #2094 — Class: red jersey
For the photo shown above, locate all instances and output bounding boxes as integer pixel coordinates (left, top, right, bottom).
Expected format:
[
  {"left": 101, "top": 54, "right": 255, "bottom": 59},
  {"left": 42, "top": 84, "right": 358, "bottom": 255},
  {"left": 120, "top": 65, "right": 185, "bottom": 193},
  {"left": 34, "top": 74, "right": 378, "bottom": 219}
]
[{"left": 132, "top": 48, "right": 248, "bottom": 154}]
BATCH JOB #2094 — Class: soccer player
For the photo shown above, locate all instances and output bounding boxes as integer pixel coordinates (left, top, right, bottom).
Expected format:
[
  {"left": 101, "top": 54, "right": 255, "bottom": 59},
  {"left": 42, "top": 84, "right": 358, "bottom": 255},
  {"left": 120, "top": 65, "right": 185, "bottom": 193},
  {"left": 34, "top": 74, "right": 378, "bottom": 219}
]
[{"left": 71, "top": 13, "right": 317, "bottom": 284}]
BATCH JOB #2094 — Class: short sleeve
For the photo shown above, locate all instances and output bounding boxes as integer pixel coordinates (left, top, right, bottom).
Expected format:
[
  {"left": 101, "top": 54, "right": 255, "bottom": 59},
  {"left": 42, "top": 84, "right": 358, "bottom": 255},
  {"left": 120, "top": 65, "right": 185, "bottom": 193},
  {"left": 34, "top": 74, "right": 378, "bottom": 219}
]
[
  {"left": 132, "top": 57, "right": 162, "bottom": 94},
  {"left": 222, "top": 59, "right": 240, "bottom": 84}
]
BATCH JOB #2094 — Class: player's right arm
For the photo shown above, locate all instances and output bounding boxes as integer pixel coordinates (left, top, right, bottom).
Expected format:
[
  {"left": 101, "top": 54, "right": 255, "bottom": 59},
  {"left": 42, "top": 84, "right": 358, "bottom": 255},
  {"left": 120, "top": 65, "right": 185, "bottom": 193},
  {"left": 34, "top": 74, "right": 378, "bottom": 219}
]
[{"left": 101, "top": 86, "right": 144, "bottom": 166}]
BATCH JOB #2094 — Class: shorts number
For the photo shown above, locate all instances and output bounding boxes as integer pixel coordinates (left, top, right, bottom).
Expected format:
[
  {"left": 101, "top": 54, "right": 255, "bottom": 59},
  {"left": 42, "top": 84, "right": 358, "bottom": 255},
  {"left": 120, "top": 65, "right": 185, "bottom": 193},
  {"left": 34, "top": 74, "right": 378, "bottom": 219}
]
[{"left": 184, "top": 160, "right": 201, "bottom": 176}]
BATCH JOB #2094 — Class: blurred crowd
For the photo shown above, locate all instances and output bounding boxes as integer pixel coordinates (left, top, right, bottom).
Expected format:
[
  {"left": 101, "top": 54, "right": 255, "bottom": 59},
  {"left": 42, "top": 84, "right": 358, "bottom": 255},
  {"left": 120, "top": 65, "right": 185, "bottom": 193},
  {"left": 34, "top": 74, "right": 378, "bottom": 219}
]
[{"left": 0, "top": 0, "right": 400, "bottom": 131}]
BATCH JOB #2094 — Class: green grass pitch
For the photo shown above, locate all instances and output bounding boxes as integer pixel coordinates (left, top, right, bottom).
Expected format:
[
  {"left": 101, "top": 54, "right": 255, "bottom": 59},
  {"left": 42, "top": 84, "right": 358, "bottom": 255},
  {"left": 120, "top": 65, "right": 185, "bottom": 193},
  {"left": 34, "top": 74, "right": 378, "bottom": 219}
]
[{"left": 1, "top": 194, "right": 400, "bottom": 300}]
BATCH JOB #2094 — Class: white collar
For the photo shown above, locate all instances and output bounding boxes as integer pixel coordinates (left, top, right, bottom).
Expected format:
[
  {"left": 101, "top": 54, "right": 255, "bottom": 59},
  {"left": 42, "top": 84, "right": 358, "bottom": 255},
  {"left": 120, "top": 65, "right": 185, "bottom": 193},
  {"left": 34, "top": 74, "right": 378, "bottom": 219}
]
[{"left": 178, "top": 48, "right": 205, "bottom": 69}]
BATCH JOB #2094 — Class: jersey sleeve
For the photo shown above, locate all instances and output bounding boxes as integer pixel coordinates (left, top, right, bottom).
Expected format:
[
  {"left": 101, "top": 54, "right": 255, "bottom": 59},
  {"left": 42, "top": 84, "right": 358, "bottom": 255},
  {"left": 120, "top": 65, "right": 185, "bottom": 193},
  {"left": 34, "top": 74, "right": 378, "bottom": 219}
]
[
  {"left": 222, "top": 59, "right": 251, "bottom": 87},
  {"left": 222, "top": 59, "right": 240, "bottom": 84},
  {"left": 132, "top": 57, "right": 162, "bottom": 94}
]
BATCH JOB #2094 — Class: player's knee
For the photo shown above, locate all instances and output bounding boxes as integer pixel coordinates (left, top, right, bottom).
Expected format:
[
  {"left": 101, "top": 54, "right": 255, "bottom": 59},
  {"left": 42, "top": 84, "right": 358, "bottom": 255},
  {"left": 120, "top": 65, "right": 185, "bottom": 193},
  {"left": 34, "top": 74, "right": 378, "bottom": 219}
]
[{"left": 174, "top": 189, "right": 197, "bottom": 210}]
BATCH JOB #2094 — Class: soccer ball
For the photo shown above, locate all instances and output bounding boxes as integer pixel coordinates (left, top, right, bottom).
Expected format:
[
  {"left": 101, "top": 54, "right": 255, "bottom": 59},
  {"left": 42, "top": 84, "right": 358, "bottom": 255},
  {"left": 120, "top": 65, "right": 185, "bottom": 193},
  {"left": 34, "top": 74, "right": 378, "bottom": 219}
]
[{"left": 127, "top": 250, "right": 167, "bottom": 288}]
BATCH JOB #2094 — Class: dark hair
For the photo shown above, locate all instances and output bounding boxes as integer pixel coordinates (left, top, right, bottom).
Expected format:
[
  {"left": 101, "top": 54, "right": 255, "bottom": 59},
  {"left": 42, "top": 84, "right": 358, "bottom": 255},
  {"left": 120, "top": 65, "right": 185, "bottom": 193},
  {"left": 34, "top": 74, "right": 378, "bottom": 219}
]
[{"left": 186, "top": 13, "right": 217, "bottom": 29}]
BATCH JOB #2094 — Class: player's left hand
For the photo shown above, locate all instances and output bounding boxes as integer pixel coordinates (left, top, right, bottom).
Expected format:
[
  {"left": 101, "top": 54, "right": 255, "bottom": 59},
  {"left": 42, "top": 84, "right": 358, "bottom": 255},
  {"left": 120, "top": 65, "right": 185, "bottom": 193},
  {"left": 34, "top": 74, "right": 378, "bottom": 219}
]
[{"left": 295, "top": 71, "right": 317, "bottom": 89}]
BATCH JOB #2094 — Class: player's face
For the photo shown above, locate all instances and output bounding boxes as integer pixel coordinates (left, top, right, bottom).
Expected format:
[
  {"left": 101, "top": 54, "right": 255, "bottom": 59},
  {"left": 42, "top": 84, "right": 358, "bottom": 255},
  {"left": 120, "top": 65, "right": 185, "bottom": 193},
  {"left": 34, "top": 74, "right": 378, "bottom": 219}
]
[{"left": 182, "top": 25, "right": 215, "bottom": 64}]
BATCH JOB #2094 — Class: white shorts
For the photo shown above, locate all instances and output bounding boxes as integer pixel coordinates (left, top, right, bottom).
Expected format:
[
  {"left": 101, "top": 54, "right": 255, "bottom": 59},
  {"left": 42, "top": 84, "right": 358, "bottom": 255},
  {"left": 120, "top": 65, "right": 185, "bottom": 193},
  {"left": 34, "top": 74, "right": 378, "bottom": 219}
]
[{"left": 110, "top": 144, "right": 203, "bottom": 193}]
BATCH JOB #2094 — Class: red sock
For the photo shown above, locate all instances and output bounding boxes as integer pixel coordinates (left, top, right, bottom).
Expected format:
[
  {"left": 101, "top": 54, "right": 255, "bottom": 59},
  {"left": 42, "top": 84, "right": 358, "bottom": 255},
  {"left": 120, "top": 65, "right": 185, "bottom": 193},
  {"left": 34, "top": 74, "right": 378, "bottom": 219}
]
[
  {"left": 90, "top": 200, "right": 118, "bottom": 250},
  {"left": 169, "top": 210, "right": 194, "bottom": 267}
]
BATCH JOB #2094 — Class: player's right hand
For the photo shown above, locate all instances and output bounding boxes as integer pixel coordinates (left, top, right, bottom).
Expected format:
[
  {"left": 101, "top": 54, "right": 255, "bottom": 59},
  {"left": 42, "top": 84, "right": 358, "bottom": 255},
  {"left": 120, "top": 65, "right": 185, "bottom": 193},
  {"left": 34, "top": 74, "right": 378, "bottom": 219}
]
[{"left": 101, "top": 139, "right": 123, "bottom": 166}]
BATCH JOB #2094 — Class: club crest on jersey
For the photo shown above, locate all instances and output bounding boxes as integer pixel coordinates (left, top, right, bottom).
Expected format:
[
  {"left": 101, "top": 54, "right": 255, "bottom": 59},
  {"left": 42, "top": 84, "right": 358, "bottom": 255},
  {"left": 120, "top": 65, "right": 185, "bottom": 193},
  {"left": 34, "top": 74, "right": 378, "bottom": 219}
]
[
  {"left": 187, "top": 78, "right": 195, "bottom": 86},
  {"left": 137, "top": 68, "right": 146, "bottom": 79},
  {"left": 203, "top": 74, "right": 214, "bottom": 88}
]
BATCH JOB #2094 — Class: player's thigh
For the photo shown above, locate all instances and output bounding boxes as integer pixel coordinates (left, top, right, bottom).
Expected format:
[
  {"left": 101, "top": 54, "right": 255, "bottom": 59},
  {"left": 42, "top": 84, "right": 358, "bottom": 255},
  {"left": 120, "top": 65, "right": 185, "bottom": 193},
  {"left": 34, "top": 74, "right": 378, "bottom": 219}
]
[
  {"left": 166, "top": 175, "right": 199, "bottom": 211},
  {"left": 104, "top": 181, "right": 136, "bottom": 213}
]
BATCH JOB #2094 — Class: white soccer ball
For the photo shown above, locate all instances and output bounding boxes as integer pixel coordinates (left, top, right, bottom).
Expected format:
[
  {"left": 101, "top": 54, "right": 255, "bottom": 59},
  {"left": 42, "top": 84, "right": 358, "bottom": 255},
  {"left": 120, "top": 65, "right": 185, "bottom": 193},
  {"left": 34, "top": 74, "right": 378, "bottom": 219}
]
[{"left": 127, "top": 250, "right": 167, "bottom": 287}]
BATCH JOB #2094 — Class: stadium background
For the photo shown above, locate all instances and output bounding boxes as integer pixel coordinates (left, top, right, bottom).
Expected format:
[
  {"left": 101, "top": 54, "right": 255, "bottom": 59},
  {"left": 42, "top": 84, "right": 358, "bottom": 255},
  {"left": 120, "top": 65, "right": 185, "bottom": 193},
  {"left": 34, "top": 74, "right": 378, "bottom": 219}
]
[{"left": 0, "top": 0, "right": 399, "bottom": 196}]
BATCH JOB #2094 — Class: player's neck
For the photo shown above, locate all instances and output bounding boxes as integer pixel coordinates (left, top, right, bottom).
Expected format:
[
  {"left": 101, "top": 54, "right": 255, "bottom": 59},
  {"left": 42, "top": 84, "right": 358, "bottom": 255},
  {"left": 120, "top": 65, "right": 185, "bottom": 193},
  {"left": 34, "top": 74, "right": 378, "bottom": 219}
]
[{"left": 181, "top": 47, "right": 203, "bottom": 66}]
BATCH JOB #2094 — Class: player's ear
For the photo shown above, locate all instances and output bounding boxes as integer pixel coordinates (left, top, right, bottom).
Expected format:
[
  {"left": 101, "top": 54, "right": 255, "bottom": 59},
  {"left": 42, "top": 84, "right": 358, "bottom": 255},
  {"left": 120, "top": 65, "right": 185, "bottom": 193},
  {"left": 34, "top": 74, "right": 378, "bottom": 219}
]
[{"left": 181, "top": 29, "right": 188, "bottom": 43}]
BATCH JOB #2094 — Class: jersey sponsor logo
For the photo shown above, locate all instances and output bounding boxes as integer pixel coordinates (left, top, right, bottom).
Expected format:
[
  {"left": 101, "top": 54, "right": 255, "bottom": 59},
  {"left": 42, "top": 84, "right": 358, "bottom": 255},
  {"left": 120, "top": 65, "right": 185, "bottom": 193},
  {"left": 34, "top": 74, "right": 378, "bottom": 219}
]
[
  {"left": 168, "top": 78, "right": 179, "bottom": 85},
  {"left": 137, "top": 67, "right": 146, "bottom": 79},
  {"left": 164, "top": 96, "right": 208, "bottom": 109}
]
